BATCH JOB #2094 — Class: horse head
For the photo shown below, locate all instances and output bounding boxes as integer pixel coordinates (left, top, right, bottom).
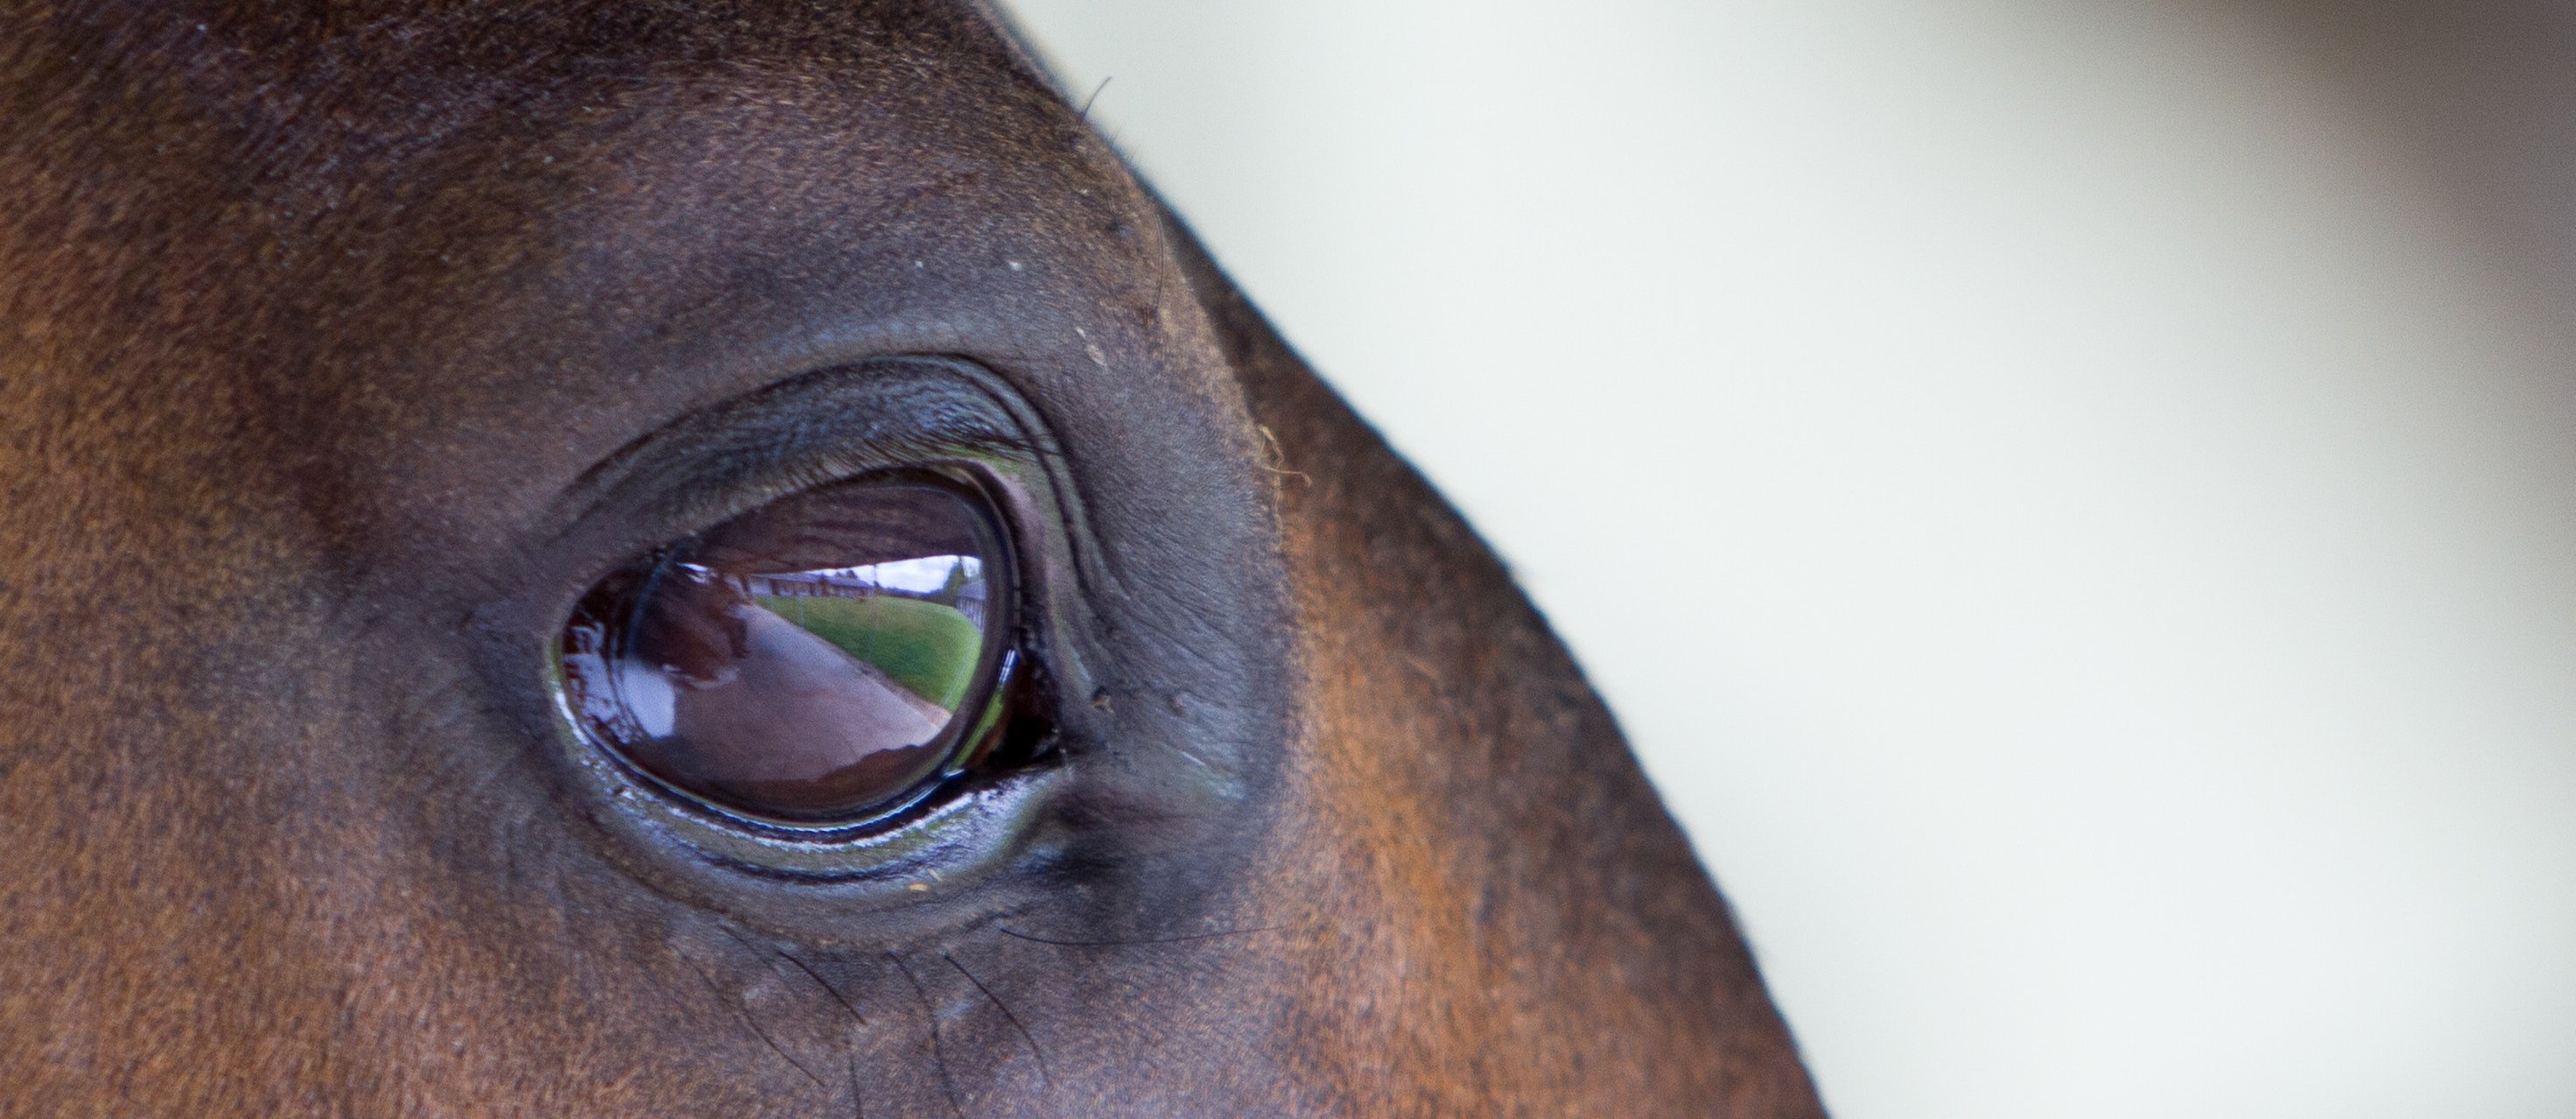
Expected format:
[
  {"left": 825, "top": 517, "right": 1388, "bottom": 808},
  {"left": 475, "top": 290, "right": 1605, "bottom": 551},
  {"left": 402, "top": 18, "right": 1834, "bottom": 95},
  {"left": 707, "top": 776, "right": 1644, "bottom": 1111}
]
[{"left": 0, "top": 3, "right": 1821, "bottom": 1113}]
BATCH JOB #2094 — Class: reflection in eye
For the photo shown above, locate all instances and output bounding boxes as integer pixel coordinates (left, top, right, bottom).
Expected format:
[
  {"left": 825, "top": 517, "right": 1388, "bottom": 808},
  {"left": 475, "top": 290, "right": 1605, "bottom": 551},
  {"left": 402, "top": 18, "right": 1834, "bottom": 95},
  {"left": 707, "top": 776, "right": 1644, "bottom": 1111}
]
[{"left": 557, "top": 475, "right": 1013, "bottom": 824}]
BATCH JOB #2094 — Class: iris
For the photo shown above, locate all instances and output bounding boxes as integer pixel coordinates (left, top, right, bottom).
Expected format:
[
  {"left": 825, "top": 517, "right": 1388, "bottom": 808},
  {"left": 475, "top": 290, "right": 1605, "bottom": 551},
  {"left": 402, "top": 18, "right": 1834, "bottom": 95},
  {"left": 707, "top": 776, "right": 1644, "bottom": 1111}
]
[{"left": 558, "top": 472, "right": 1013, "bottom": 825}]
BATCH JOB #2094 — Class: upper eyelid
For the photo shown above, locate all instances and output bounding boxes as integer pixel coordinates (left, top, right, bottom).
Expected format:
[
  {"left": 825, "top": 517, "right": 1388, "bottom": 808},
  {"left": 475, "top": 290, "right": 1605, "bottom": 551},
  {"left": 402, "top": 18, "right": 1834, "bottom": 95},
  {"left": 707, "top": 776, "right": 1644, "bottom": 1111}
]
[{"left": 542, "top": 358, "right": 1041, "bottom": 552}]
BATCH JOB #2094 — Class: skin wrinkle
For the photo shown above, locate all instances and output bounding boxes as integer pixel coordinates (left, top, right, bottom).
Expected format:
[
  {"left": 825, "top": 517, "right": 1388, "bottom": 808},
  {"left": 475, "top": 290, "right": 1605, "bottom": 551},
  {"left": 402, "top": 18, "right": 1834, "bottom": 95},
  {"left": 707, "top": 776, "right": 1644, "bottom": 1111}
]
[{"left": 0, "top": 1, "right": 1823, "bottom": 1115}]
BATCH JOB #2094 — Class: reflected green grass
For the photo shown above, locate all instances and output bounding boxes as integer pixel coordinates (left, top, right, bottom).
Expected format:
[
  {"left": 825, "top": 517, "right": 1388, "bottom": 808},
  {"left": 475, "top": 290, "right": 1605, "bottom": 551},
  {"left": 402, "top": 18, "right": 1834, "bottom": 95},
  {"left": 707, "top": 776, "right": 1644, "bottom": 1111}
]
[{"left": 755, "top": 595, "right": 982, "bottom": 710}]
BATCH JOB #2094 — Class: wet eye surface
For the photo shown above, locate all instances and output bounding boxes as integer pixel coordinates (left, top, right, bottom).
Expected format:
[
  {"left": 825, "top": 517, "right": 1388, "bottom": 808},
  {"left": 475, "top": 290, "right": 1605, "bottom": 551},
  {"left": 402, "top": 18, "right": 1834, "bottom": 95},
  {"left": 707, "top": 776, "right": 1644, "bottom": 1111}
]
[{"left": 558, "top": 471, "right": 1016, "bottom": 827}]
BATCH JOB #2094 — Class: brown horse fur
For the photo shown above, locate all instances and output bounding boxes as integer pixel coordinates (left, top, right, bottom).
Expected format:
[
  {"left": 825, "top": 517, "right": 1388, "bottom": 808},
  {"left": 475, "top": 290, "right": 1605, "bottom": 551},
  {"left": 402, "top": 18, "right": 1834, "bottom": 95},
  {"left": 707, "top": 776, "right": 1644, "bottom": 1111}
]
[{"left": 0, "top": 2, "right": 1824, "bottom": 1114}]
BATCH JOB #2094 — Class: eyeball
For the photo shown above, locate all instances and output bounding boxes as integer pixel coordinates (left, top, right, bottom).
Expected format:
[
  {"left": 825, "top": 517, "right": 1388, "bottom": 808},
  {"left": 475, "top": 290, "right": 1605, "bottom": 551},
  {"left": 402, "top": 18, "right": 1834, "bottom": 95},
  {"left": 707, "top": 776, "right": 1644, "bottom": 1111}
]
[{"left": 556, "top": 471, "right": 1015, "bottom": 826}]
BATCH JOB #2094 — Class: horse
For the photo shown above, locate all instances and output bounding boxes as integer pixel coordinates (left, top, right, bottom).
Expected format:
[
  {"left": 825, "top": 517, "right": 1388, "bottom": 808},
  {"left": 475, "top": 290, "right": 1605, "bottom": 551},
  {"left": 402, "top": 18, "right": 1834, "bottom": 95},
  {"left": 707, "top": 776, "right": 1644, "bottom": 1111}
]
[{"left": 0, "top": 2, "right": 1825, "bottom": 1113}]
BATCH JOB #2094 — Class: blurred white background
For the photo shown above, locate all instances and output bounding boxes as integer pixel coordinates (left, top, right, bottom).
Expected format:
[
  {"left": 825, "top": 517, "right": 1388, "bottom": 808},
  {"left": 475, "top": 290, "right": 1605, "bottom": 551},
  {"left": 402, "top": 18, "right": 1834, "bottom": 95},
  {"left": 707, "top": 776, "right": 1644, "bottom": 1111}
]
[{"left": 1002, "top": 2, "right": 2576, "bottom": 1115}]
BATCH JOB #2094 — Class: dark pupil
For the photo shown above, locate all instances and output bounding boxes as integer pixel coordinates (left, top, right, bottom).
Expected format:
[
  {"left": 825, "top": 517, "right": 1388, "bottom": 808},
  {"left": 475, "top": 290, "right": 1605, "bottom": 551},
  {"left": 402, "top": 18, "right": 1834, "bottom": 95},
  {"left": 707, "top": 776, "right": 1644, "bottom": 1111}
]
[{"left": 558, "top": 475, "right": 1005, "bottom": 823}]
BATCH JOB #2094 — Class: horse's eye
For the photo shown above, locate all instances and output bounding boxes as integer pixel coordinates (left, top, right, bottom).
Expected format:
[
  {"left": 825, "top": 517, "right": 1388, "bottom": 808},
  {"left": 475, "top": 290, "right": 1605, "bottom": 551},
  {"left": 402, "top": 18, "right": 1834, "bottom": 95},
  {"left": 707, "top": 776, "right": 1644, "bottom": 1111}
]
[{"left": 555, "top": 471, "right": 1015, "bottom": 826}]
